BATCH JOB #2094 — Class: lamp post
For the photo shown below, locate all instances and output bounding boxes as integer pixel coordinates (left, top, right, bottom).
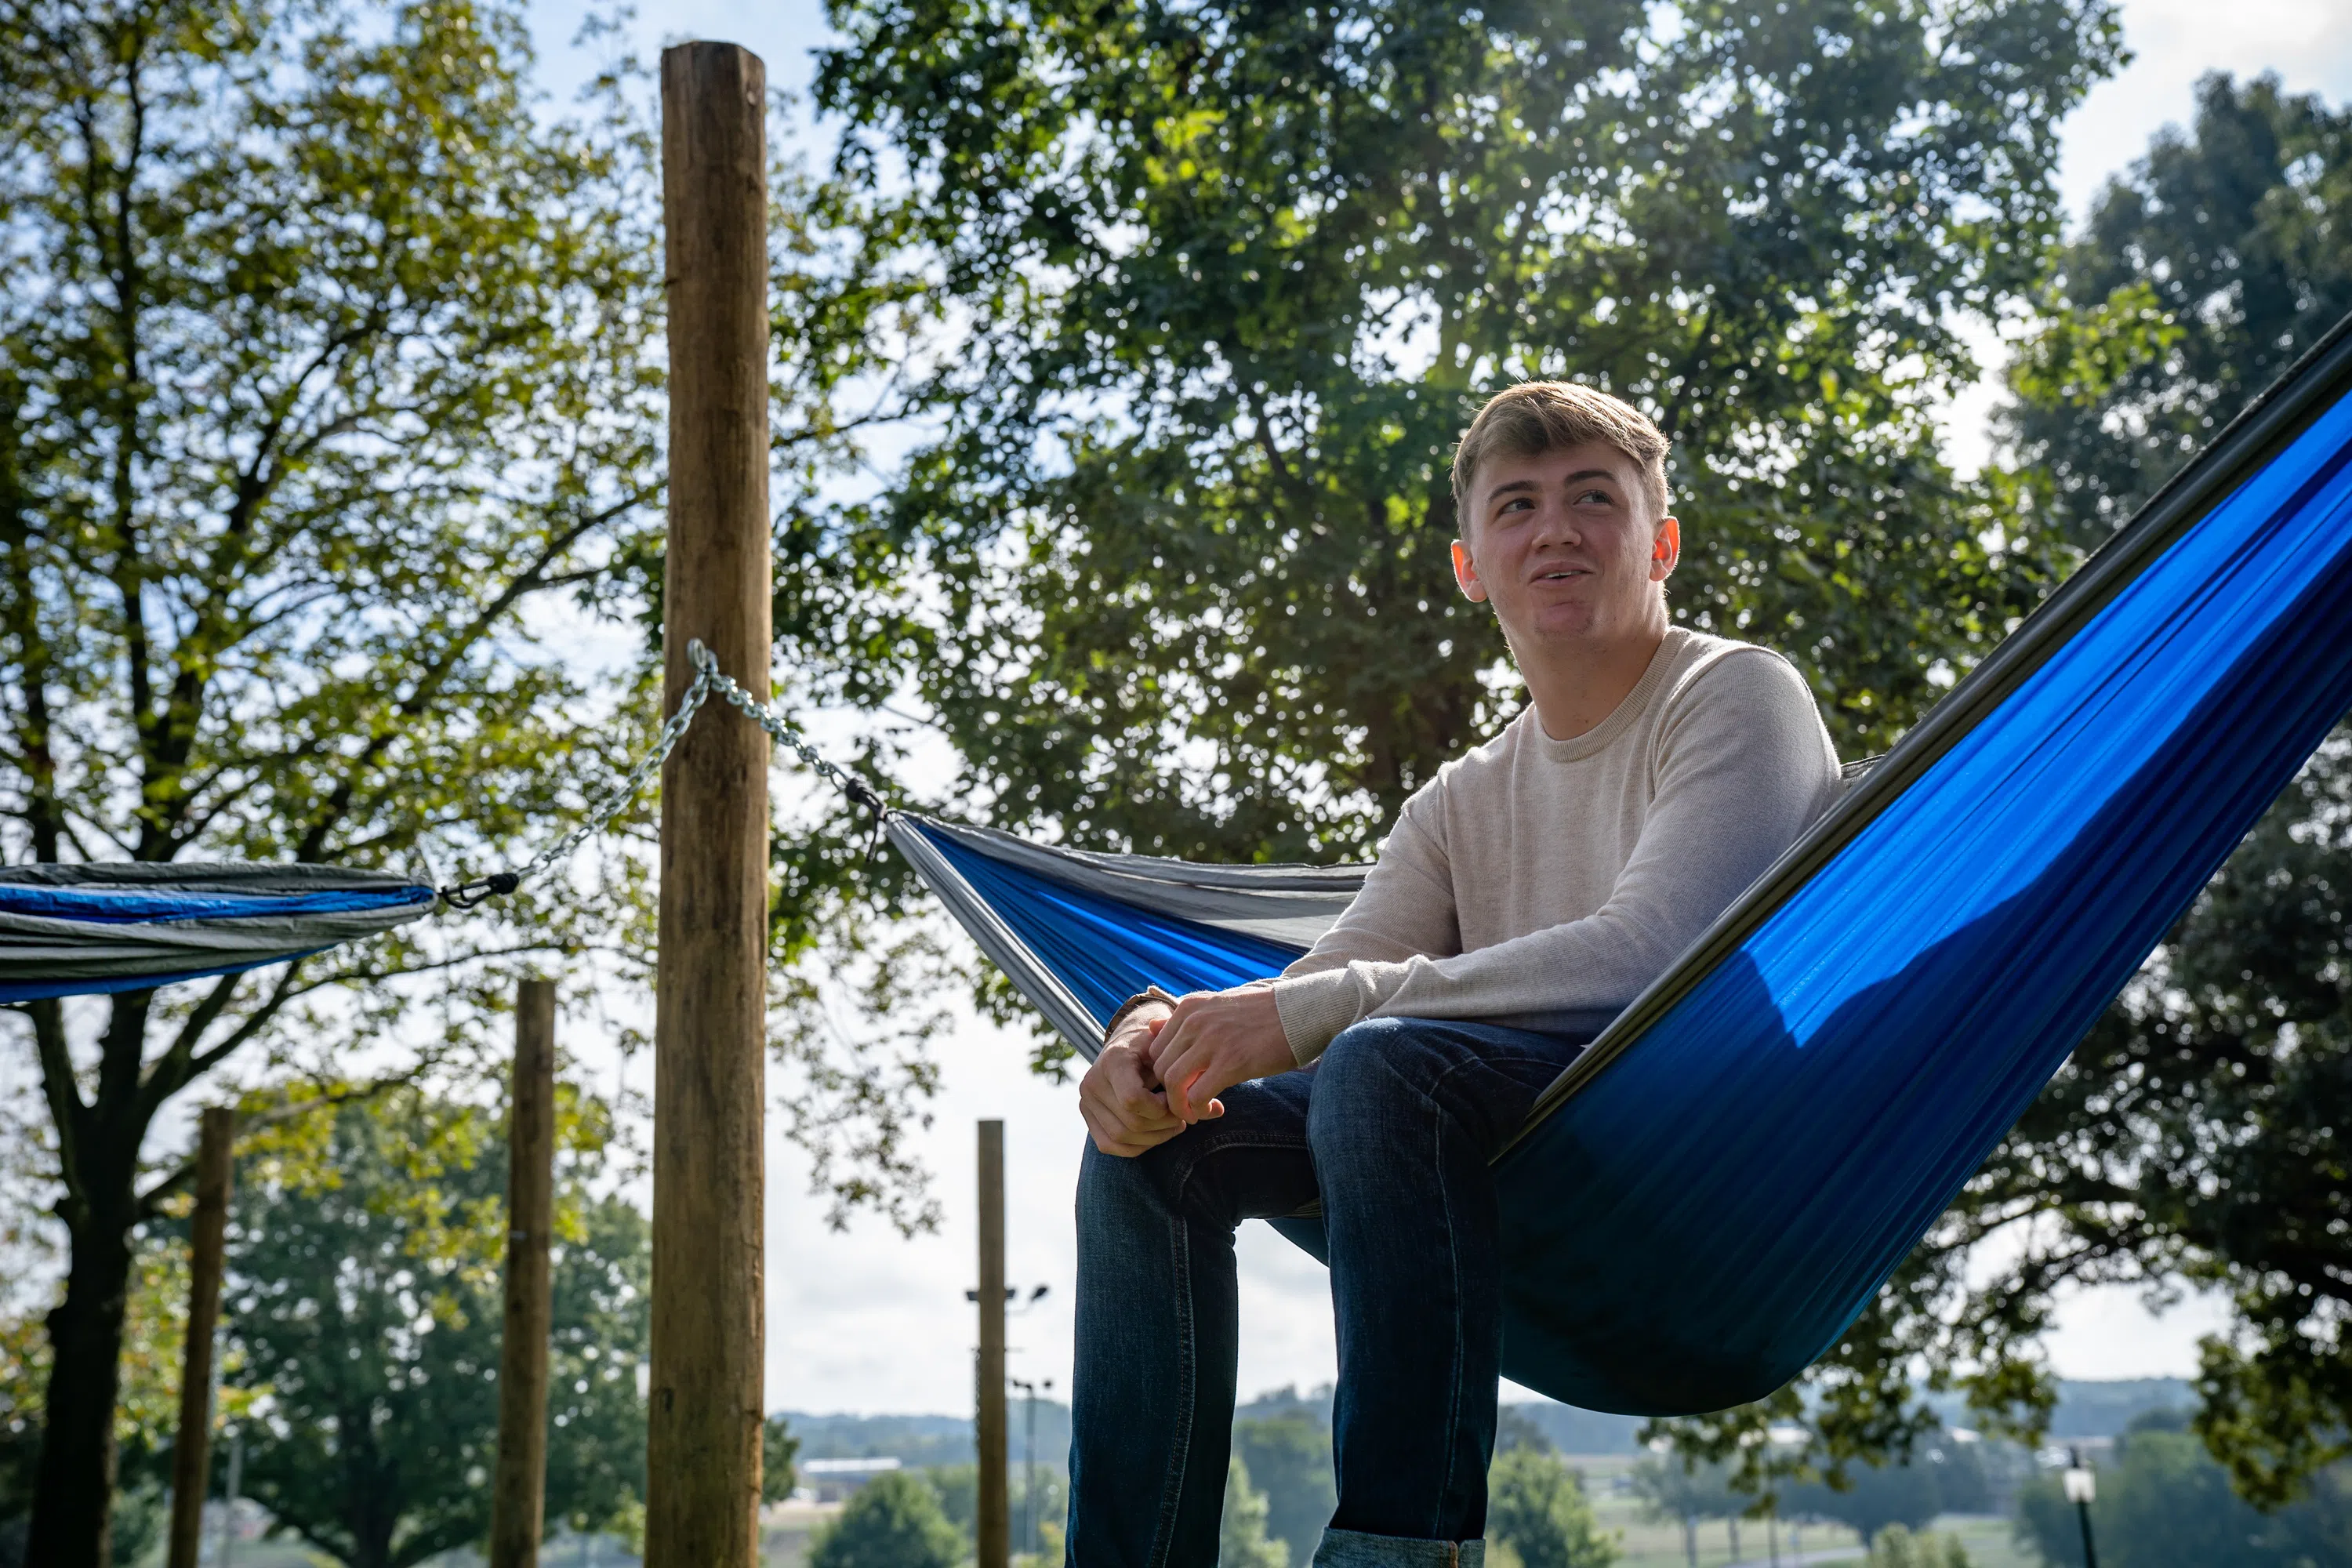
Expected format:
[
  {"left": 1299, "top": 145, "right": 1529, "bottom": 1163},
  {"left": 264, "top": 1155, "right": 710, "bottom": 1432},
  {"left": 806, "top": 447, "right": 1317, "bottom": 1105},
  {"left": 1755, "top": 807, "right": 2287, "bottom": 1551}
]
[
  {"left": 1008, "top": 1374, "right": 1053, "bottom": 1556},
  {"left": 2062, "top": 1448, "right": 2099, "bottom": 1568},
  {"left": 967, "top": 1282, "right": 1053, "bottom": 1559}
]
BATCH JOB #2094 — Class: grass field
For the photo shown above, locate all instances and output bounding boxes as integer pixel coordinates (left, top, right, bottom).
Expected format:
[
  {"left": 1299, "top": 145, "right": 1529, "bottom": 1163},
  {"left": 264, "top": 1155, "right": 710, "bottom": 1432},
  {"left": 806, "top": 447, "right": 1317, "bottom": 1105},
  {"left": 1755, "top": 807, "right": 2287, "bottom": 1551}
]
[{"left": 1558, "top": 1452, "right": 2040, "bottom": 1568}]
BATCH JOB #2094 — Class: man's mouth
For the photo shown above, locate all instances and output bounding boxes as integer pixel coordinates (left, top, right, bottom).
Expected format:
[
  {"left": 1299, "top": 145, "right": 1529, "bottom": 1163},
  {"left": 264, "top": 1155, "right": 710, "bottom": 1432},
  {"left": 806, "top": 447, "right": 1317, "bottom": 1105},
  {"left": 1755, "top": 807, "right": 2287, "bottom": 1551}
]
[{"left": 1533, "top": 566, "right": 1592, "bottom": 583}]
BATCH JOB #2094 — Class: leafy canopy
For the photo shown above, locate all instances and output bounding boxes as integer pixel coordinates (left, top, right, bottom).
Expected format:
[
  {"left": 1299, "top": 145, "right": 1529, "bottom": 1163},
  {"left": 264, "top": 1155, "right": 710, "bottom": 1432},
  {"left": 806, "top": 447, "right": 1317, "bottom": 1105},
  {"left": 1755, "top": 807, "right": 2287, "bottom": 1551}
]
[
  {"left": 808, "top": 1470, "right": 964, "bottom": 1568},
  {"left": 1486, "top": 1447, "right": 1617, "bottom": 1568},
  {"left": 1642, "top": 70, "right": 2352, "bottom": 1512},
  {"left": 224, "top": 1093, "right": 649, "bottom": 1568},
  {"left": 811, "top": 0, "right": 2122, "bottom": 884},
  {"left": 0, "top": 0, "right": 679, "bottom": 1556}
]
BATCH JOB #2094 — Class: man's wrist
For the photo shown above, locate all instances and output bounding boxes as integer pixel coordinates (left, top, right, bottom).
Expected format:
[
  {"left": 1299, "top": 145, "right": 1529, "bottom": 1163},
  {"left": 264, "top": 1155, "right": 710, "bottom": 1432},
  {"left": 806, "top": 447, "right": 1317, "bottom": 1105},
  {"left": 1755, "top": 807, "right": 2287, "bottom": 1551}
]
[{"left": 1102, "top": 985, "right": 1181, "bottom": 1044}]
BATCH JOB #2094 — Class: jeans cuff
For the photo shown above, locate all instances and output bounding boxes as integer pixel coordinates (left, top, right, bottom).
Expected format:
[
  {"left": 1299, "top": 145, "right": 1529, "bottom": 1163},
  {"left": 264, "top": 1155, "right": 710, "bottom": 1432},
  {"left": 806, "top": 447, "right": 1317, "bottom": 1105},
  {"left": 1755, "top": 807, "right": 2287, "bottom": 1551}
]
[{"left": 1311, "top": 1527, "right": 1485, "bottom": 1568}]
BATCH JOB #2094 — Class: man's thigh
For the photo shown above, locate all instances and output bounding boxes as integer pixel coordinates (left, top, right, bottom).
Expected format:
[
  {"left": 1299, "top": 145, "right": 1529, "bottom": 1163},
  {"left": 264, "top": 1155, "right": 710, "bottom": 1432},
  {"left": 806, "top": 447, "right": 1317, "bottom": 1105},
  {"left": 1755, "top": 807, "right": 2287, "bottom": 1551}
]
[
  {"left": 1309, "top": 1017, "right": 1595, "bottom": 1159},
  {"left": 1131, "top": 1065, "right": 1322, "bottom": 1229}
]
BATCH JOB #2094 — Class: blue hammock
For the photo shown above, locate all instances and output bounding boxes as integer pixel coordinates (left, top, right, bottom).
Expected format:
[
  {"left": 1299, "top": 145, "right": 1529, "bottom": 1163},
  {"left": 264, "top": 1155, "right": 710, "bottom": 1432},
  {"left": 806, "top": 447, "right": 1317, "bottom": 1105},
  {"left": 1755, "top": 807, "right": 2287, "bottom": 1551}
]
[
  {"left": 886, "top": 313, "right": 2352, "bottom": 1417},
  {"left": 0, "top": 864, "right": 436, "bottom": 1004}
]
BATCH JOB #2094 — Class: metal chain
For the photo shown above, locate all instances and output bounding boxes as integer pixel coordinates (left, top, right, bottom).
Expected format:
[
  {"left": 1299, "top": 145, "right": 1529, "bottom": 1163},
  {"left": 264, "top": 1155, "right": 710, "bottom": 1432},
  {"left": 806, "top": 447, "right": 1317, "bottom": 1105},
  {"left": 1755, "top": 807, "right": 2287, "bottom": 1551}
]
[
  {"left": 437, "top": 640, "right": 886, "bottom": 908},
  {"left": 688, "top": 641, "right": 891, "bottom": 818}
]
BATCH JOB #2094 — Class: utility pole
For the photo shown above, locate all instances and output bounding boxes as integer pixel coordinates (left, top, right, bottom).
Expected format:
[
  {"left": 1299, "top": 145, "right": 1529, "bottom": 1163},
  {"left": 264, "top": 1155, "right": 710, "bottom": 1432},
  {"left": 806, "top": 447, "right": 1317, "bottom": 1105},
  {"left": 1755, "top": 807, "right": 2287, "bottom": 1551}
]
[
  {"left": 978, "top": 1121, "right": 1008, "bottom": 1568},
  {"left": 490, "top": 980, "right": 558, "bottom": 1568},
  {"left": 650, "top": 38, "right": 774, "bottom": 1568},
  {"left": 166, "top": 1109, "right": 234, "bottom": 1568},
  {"left": 2063, "top": 1448, "right": 2100, "bottom": 1568}
]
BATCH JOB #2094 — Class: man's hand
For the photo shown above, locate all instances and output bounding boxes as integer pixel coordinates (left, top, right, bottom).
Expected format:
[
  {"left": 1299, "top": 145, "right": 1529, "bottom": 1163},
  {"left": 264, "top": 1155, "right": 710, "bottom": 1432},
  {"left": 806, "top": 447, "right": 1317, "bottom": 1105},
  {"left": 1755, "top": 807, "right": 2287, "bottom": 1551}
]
[
  {"left": 1078, "top": 1004, "right": 1187, "bottom": 1157},
  {"left": 1149, "top": 985, "right": 1294, "bottom": 1123}
]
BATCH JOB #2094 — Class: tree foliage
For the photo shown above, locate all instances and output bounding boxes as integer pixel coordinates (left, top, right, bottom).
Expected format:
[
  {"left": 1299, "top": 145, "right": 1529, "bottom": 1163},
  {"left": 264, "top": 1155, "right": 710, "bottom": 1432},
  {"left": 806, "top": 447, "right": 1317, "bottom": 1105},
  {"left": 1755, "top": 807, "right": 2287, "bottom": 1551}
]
[
  {"left": 808, "top": 1470, "right": 964, "bottom": 1568},
  {"left": 1486, "top": 1448, "right": 1616, "bottom": 1568},
  {"left": 2005, "top": 72, "right": 2352, "bottom": 544},
  {"left": 0, "top": 0, "right": 673, "bottom": 1555},
  {"left": 2014, "top": 1422, "right": 2352, "bottom": 1567},
  {"left": 1640, "top": 72, "right": 2352, "bottom": 1510},
  {"left": 223, "top": 1092, "right": 648, "bottom": 1568},
  {"left": 0, "top": 0, "right": 943, "bottom": 1554},
  {"left": 1220, "top": 1454, "right": 1290, "bottom": 1568},
  {"left": 1232, "top": 1411, "right": 1337, "bottom": 1566},
  {"left": 808, "top": 0, "right": 2120, "bottom": 984}
]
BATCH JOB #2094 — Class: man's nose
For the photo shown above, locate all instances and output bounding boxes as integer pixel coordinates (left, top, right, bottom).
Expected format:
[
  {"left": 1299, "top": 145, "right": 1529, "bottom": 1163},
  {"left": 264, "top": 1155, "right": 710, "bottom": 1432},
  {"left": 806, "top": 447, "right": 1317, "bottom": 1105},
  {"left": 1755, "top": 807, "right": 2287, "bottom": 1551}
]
[{"left": 1530, "top": 502, "right": 1581, "bottom": 547}]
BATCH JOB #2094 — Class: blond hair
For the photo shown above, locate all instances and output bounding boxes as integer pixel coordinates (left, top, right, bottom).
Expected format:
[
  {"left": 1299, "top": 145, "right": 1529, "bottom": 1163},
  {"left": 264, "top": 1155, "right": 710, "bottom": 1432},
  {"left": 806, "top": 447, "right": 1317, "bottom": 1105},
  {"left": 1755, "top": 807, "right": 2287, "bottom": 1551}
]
[{"left": 1450, "top": 382, "right": 1671, "bottom": 524}]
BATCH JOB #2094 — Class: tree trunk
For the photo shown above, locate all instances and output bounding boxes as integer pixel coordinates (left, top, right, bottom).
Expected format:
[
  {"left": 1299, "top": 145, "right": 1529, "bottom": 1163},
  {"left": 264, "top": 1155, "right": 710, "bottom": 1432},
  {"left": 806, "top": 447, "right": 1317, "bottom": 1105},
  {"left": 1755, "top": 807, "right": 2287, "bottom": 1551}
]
[{"left": 26, "top": 1197, "right": 138, "bottom": 1566}]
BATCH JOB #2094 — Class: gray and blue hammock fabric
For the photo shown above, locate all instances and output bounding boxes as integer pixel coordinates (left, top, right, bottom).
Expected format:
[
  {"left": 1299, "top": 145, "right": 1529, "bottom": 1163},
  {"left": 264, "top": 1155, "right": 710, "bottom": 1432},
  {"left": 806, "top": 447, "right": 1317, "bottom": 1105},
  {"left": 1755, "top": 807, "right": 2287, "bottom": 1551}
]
[
  {"left": 0, "top": 863, "right": 433, "bottom": 1004},
  {"left": 9, "top": 312, "right": 2352, "bottom": 1417}
]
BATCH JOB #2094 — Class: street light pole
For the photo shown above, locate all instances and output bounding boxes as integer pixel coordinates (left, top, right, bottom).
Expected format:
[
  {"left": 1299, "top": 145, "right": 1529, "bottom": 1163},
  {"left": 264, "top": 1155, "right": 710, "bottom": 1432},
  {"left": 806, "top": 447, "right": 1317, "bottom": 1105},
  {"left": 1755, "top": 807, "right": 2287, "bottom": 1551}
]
[{"left": 2063, "top": 1448, "right": 2100, "bottom": 1568}]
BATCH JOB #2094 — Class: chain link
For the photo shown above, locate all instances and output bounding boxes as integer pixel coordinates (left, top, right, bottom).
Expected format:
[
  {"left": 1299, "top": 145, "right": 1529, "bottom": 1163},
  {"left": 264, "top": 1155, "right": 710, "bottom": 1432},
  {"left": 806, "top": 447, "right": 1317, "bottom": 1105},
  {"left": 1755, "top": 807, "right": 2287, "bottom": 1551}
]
[
  {"left": 438, "top": 641, "right": 886, "bottom": 907},
  {"left": 688, "top": 641, "right": 889, "bottom": 815}
]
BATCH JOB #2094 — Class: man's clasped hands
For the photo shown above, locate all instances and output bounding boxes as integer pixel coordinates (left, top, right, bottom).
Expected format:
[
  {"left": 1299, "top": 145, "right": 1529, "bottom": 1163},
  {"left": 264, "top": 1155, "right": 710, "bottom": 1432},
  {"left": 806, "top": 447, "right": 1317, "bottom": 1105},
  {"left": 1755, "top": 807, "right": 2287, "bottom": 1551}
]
[{"left": 1076, "top": 984, "right": 1298, "bottom": 1157}]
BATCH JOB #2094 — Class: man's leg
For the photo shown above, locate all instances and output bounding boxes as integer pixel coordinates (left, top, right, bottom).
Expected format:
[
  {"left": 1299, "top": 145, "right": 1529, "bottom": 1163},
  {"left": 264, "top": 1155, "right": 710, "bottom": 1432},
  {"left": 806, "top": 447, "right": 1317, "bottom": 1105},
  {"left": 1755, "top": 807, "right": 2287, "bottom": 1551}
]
[
  {"left": 1305, "top": 1016, "right": 1592, "bottom": 1566},
  {"left": 1068, "top": 1070, "right": 1319, "bottom": 1568}
]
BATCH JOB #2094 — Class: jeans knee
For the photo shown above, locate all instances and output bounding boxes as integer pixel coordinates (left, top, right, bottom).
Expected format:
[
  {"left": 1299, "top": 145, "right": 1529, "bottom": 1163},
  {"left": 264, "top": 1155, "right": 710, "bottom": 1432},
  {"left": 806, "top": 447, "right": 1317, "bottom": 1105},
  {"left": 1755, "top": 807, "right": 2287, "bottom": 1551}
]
[{"left": 1308, "top": 1020, "right": 1425, "bottom": 1139}]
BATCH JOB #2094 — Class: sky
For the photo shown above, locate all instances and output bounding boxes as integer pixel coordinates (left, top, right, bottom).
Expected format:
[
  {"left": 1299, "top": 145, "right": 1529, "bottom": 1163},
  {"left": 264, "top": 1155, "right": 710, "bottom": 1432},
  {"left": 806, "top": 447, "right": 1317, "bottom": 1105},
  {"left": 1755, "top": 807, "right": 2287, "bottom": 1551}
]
[{"left": 505, "top": 0, "right": 2352, "bottom": 1418}]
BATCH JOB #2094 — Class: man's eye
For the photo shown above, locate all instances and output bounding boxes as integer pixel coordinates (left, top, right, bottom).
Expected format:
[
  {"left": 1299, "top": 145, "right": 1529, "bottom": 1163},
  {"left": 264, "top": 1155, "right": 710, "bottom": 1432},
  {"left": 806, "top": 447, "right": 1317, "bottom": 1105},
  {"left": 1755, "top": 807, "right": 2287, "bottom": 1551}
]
[{"left": 1574, "top": 488, "right": 1612, "bottom": 506}]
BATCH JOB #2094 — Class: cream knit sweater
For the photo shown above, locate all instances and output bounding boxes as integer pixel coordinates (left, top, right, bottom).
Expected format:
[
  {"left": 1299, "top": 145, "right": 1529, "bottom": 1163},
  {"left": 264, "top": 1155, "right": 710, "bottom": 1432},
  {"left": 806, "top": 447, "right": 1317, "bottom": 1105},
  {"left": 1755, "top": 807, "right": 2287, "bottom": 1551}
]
[{"left": 1270, "top": 626, "right": 1842, "bottom": 1063}]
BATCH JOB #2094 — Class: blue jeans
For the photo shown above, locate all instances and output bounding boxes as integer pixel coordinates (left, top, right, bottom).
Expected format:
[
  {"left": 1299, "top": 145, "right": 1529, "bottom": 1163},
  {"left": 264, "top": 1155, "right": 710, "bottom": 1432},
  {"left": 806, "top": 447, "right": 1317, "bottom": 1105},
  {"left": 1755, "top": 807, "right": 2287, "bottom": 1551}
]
[{"left": 1066, "top": 1016, "right": 1592, "bottom": 1568}]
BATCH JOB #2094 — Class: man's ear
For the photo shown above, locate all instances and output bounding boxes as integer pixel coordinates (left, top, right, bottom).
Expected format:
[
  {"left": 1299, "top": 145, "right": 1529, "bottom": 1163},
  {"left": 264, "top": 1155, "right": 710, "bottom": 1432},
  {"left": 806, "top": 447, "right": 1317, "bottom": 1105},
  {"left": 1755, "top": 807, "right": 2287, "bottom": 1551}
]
[
  {"left": 1451, "top": 538, "right": 1489, "bottom": 603},
  {"left": 1650, "top": 516, "right": 1681, "bottom": 583}
]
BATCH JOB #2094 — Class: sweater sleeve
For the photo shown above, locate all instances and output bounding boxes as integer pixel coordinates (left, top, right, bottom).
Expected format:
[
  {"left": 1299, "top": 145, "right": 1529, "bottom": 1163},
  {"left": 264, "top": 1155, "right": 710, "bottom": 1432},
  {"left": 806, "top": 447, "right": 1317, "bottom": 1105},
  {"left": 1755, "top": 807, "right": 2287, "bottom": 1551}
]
[
  {"left": 1269, "top": 786, "right": 1463, "bottom": 1065},
  {"left": 1271, "top": 651, "right": 1838, "bottom": 1061}
]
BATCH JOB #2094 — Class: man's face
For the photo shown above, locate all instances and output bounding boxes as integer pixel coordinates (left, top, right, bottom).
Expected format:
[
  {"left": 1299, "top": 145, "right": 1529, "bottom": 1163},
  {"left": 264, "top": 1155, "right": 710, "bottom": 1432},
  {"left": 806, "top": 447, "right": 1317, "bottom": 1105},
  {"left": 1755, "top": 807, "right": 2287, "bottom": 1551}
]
[{"left": 1450, "top": 441, "right": 1679, "bottom": 648}]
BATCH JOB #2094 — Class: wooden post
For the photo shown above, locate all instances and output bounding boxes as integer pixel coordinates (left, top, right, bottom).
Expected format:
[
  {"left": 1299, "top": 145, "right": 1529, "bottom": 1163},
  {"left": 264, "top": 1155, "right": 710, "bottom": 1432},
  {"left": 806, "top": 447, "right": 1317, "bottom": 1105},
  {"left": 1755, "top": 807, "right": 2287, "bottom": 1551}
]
[
  {"left": 977, "top": 1121, "right": 1008, "bottom": 1568},
  {"left": 650, "top": 39, "right": 773, "bottom": 1568},
  {"left": 165, "top": 1108, "right": 234, "bottom": 1568},
  {"left": 490, "top": 980, "right": 558, "bottom": 1568}
]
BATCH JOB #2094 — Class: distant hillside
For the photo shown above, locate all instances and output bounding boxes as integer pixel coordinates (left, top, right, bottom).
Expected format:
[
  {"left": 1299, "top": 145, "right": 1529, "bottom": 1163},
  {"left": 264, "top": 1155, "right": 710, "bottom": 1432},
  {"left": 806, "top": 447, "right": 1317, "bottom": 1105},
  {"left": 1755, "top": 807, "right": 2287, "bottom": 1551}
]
[
  {"left": 776, "top": 1376, "right": 2195, "bottom": 1468},
  {"left": 1234, "top": 1384, "right": 1645, "bottom": 1453},
  {"left": 782, "top": 1405, "right": 1071, "bottom": 1468}
]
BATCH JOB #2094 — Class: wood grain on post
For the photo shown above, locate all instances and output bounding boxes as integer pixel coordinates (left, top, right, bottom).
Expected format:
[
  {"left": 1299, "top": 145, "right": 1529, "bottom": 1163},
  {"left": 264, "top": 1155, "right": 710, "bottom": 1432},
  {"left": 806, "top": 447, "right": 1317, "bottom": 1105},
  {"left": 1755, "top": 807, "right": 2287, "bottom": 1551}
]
[
  {"left": 490, "top": 979, "right": 558, "bottom": 1568},
  {"left": 165, "top": 1108, "right": 235, "bottom": 1568},
  {"left": 977, "top": 1121, "right": 1009, "bottom": 1568},
  {"left": 651, "top": 38, "right": 773, "bottom": 1568}
]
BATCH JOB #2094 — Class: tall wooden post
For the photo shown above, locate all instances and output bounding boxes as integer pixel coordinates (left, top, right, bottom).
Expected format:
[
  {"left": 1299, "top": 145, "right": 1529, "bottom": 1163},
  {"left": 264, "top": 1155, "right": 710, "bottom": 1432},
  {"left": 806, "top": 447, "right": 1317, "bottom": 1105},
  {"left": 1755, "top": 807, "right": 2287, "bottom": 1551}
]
[
  {"left": 490, "top": 980, "right": 558, "bottom": 1568},
  {"left": 166, "top": 1108, "right": 235, "bottom": 1568},
  {"left": 977, "top": 1121, "right": 1008, "bottom": 1568},
  {"left": 650, "top": 38, "right": 773, "bottom": 1568}
]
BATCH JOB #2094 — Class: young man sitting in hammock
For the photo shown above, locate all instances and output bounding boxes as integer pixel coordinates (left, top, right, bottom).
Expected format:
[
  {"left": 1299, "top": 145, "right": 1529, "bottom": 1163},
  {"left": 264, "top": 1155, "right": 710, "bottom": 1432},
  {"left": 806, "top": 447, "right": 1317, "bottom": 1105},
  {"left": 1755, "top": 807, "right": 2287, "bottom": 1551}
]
[{"left": 1068, "top": 382, "right": 1842, "bottom": 1568}]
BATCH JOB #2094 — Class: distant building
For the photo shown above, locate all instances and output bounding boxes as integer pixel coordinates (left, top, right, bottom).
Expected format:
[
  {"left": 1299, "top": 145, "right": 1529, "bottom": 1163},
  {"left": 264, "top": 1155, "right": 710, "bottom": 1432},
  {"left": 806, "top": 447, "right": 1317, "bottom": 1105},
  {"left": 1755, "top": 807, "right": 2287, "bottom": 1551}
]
[{"left": 800, "top": 1456, "right": 904, "bottom": 1504}]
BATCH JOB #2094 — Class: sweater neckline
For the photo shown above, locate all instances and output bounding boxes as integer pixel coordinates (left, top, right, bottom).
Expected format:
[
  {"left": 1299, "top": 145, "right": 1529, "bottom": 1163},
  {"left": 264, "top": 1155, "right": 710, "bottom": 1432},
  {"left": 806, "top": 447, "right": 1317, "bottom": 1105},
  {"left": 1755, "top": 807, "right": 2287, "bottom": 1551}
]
[{"left": 1528, "top": 626, "right": 1693, "bottom": 764}]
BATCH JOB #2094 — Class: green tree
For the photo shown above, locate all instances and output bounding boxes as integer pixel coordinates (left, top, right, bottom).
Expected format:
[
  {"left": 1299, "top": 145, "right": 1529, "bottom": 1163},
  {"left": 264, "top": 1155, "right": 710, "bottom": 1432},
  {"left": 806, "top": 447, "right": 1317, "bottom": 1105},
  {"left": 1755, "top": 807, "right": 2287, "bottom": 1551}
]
[
  {"left": 221, "top": 1093, "right": 648, "bottom": 1568},
  {"left": 927, "top": 1462, "right": 978, "bottom": 1538},
  {"left": 1233, "top": 1412, "right": 1336, "bottom": 1566},
  {"left": 0, "top": 0, "right": 935, "bottom": 1558},
  {"left": 2004, "top": 73, "right": 2352, "bottom": 544},
  {"left": 0, "top": 0, "right": 670, "bottom": 1559},
  {"left": 1487, "top": 1448, "right": 1616, "bottom": 1568},
  {"left": 810, "top": 1471, "right": 964, "bottom": 1568},
  {"left": 763, "top": 1415, "right": 804, "bottom": 1505},
  {"left": 2015, "top": 1429, "right": 2352, "bottom": 1567},
  {"left": 1221, "top": 1454, "right": 1290, "bottom": 1568},
  {"left": 1631, "top": 1457, "right": 1738, "bottom": 1568},
  {"left": 807, "top": 0, "right": 2121, "bottom": 1023},
  {"left": 1779, "top": 1454, "right": 1942, "bottom": 1543},
  {"left": 1639, "top": 74, "right": 2352, "bottom": 1512},
  {"left": 1865, "top": 1523, "right": 1969, "bottom": 1568}
]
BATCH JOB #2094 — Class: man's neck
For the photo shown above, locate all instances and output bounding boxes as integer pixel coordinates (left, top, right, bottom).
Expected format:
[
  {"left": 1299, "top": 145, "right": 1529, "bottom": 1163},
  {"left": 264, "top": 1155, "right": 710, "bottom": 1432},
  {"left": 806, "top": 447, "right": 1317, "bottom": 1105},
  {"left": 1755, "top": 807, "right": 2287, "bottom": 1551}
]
[{"left": 1522, "top": 620, "right": 1671, "bottom": 742}]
